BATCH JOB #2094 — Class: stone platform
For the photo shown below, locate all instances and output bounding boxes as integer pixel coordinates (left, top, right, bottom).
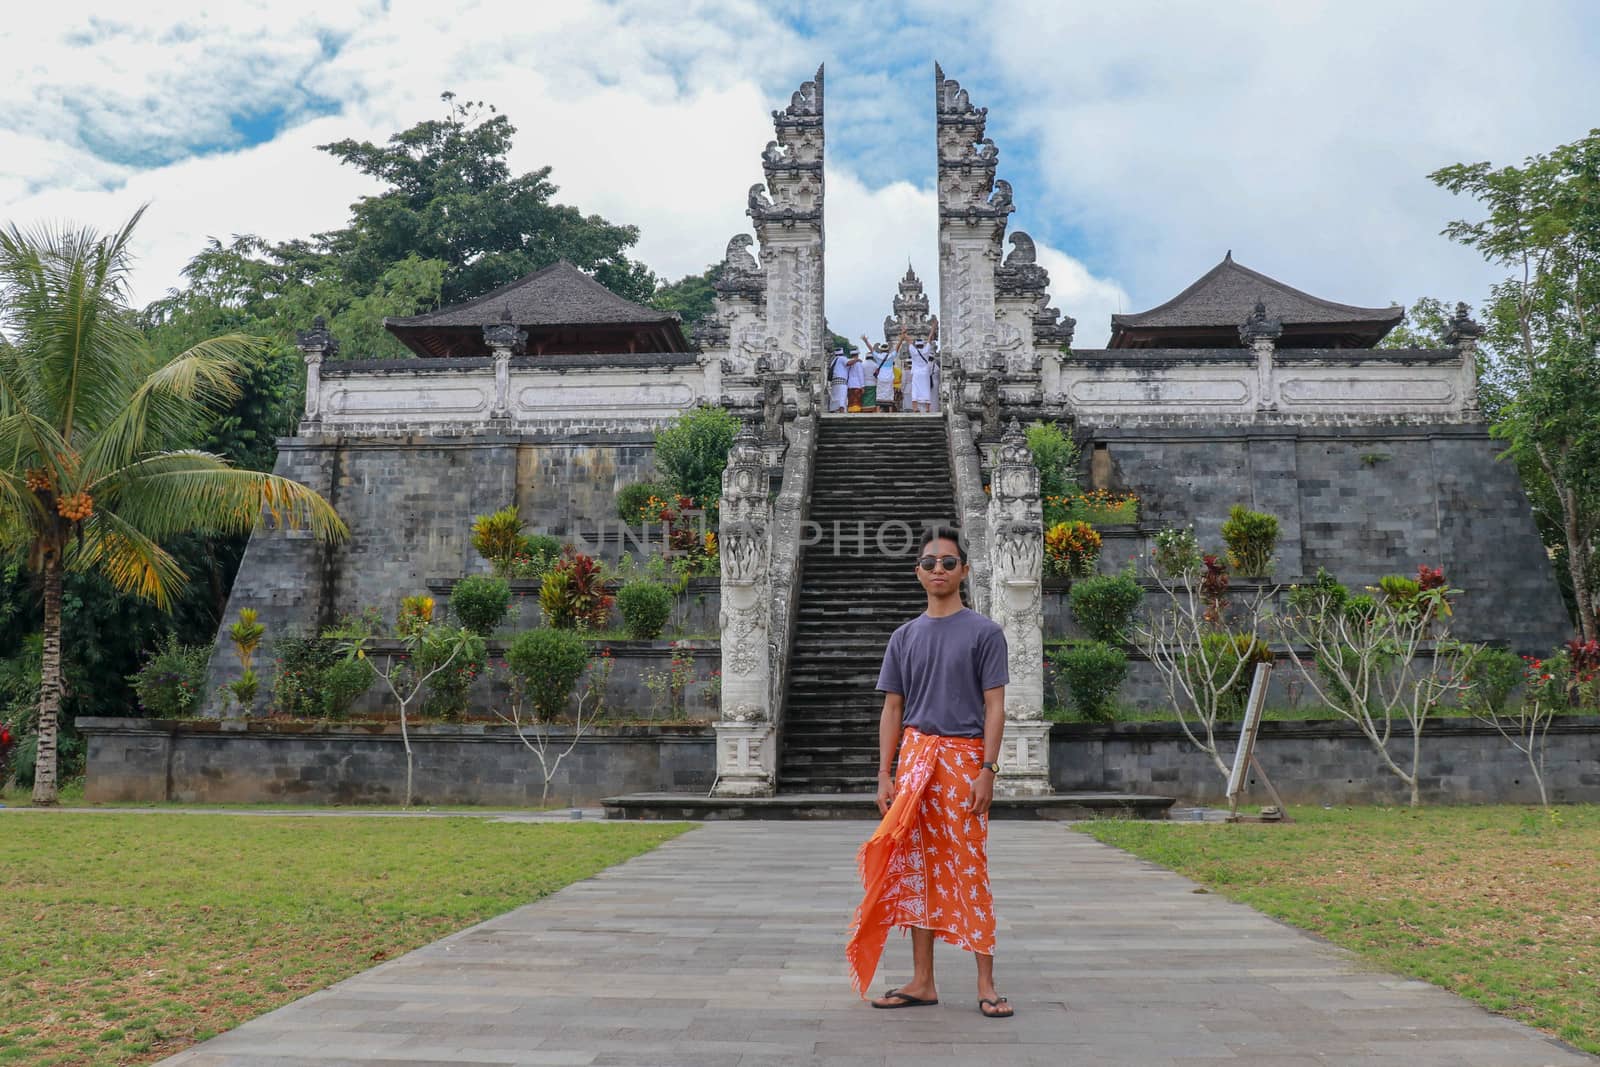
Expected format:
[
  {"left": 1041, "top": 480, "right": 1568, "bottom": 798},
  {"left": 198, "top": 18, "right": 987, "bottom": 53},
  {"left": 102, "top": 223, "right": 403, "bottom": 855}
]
[{"left": 602, "top": 791, "right": 1174, "bottom": 821}]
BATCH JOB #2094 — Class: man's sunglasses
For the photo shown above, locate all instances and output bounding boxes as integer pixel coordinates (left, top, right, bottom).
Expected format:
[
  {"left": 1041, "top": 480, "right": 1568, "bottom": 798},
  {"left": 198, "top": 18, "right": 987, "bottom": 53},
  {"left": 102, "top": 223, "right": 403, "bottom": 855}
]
[{"left": 917, "top": 555, "right": 963, "bottom": 572}]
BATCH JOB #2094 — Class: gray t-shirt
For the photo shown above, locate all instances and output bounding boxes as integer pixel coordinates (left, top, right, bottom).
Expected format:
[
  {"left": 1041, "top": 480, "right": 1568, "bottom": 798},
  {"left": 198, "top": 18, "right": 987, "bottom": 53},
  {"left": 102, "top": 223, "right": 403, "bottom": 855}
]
[{"left": 876, "top": 608, "right": 1009, "bottom": 738}]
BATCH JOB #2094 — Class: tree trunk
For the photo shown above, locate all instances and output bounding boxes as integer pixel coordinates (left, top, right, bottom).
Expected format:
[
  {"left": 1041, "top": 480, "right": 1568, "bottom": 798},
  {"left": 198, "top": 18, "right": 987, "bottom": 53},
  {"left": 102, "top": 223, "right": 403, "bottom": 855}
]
[
  {"left": 1562, "top": 491, "right": 1595, "bottom": 641},
  {"left": 32, "top": 558, "right": 64, "bottom": 805}
]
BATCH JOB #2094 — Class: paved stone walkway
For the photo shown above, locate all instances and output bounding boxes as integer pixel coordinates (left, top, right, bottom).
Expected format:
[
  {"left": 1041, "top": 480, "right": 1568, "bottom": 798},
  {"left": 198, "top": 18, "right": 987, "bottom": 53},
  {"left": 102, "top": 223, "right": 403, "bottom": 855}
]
[{"left": 162, "top": 822, "right": 1592, "bottom": 1066}]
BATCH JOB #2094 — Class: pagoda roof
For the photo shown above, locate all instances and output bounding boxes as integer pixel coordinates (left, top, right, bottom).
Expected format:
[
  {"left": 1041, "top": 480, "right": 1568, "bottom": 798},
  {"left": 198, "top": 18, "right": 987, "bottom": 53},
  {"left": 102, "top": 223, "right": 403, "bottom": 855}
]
[
  {"left": 1108, "top": 253, "right": 1402, "bottom": 349},
  {"left": 385, "top": 261, "right": 688, "bottom": 357}
]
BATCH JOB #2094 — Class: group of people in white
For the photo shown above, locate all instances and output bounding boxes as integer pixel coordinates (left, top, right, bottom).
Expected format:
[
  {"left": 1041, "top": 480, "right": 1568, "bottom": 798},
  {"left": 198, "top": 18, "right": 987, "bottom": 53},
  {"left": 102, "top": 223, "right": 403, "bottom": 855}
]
[{"left": 827, "top": 316, "right": 939, "bottom": 414}]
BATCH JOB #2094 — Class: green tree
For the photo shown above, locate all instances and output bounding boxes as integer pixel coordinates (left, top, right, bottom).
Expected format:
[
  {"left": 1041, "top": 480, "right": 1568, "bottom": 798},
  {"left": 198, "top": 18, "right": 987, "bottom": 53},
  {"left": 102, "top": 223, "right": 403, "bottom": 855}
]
[
  {"left": 1377, "top": 296, "right": 1453, "bottom": 348},
  {"left": 651, "top": 264, "right": 720, "bottom": 328},
  {"left": 0, "top": 211, "right": 347, "bottom": 803},
  {"left": 1431, "top": 129, "right": 1600, "bottom": 638},
  {"left": 316, "top": 94, "right": 657, "bottom": 306}
]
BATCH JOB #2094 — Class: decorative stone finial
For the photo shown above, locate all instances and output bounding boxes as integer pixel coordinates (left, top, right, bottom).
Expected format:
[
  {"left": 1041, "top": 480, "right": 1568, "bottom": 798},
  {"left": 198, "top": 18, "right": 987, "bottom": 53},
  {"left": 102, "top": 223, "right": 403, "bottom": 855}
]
[
  {"left": 295, "top": 316, "right": 338, "bottom": 356},
  {"left": 1238, "top": 300, "right": 1283, "bottom": 345},
  {"left": 483, "top": 310, "right": 526, "bottom": 352},
  {"left": 1444, "top": 301, "right": 1483, "bottom": 346}
]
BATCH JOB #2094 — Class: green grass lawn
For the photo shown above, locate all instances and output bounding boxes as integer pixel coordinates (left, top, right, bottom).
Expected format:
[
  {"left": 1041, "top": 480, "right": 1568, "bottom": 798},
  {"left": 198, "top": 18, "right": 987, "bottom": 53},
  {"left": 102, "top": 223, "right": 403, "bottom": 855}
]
[
  {"left": 1083, "top": 805, "right": 1600, "bottom": 1054},
  {"left": 0, "top": 813, "right": 689, "bottom": 1065}
]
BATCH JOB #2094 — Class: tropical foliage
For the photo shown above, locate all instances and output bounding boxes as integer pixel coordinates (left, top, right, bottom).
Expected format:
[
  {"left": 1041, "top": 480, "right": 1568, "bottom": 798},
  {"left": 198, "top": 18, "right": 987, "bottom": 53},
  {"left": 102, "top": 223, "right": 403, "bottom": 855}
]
[{"left": 0, "top": 212, "right": 346, "bottom": 802}]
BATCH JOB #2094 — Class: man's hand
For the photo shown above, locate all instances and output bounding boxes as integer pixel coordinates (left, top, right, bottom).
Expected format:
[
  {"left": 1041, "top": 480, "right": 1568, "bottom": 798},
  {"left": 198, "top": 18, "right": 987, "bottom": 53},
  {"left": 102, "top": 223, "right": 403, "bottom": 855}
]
[
  {"left": 876, "top": 771, "right": 896, "bottom": 815},
  {"left": 966, "top": 770, "right": 995, "bottom": 815}
]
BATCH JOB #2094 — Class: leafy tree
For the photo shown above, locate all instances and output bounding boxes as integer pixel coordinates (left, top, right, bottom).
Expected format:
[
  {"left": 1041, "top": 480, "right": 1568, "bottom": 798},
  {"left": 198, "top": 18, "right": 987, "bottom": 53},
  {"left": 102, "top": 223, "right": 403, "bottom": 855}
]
[
  {"left": 0, "top": 211, "right": 347, "bottom": 803},
  {"left": 1431, "top": 129, "right": 1600, "bottom": 638},
  {"left": 316, "top": 94, "right": 657, "bottom": 306},
  {"left": 651, "top": 264, "right": 720, "bottom": 328},
  {"left": 1377, "top": 296, "right": 1454, "bottom": 348}
]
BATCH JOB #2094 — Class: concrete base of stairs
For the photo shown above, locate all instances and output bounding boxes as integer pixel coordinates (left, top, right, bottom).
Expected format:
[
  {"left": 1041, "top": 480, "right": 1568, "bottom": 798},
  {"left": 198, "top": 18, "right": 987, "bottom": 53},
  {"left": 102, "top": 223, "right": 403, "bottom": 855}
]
[{"left": 602, "top": 790, "right": 1175, "bottom": 821}]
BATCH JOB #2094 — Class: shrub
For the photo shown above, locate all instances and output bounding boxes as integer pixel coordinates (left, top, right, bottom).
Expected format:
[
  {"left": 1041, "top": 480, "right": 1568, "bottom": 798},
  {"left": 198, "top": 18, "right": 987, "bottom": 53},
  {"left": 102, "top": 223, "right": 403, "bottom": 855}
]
[
  {"left": 1220, "top": 505, "right": 1279, "bottom": 577},
  {"left": 129, "top": 635, "right": 209, "bottom": 719},
  {"left": 1152, "top": 525, "right": 1200, "bottom": 578},
  {"left": 1024, "top": 420, "right": 1080, "bottom": 500},
  {"left": 618, "top": 580, "right": 674, "bottom": 639},
  {"left": 1286, "top": 568, "right": 1349, "bottom": 616},
  {"left": 1069, "top": 567, "right": 1143, "bottom": 642},
  {"left": 1183, "top": 632, "right": 1274, "bottom": 718},
  {"left": 508, "top": 534, "right": 563, "bottom": 580},
  {"left": 507, "top": 628, "right": 591, "bottom": 720},
  {"left": 415, "top": 626, "right": 486, "bottom": 721},
  {"left": 1050, "top": 640, "right": 1127, "bottom": 722},
  {"left": 451, "top": 574, "right": 512, "bottom": 636},
  {"left": 653, "top": 405, "right": 739, "bottom": 517},
  {"left": 471, "top": 505, "right": 526, "bottom": 576},
  {"left": 1469, "top": 647, "right": 1524, "bottom": 714},
  {"left": 617, "top": 482, "right": 672, "bottom": 523},
  {"left": 1044, "top": 521, "right": 1101, "bottom": 579},
  {"left": 539, "top": 550, "right": 613, "bottom": 630},
  {"left": 398, "top": 595, "right": 435, "bottom": 639},
  {"left": 1377, "top": 574, "right": 1422, "bottom": 604}
]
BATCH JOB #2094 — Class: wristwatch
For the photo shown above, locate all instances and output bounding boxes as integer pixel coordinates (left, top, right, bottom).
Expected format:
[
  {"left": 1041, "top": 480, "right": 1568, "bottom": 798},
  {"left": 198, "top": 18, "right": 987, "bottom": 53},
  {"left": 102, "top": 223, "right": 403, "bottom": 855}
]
[{"left": 982, "top": 761, "right": 1001, "bottom": 775}]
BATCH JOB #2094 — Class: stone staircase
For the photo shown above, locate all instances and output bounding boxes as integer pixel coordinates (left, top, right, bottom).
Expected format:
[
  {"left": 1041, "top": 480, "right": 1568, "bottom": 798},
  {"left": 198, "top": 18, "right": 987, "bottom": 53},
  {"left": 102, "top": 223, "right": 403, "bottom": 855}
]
[{"left": 777, "top": 414, "right": 959, "bottom": 794}]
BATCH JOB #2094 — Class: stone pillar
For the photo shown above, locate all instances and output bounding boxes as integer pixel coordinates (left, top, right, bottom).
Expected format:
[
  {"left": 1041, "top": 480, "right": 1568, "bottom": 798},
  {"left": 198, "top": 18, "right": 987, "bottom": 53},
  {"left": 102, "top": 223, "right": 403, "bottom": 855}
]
[
  {"left": 935, "top": 64, "right": 1011, "bottom": 383},
  {"left": 1444, "top": 301, "right": 1484, "bottom": 417},
  {"left": 985, "top": 419, "right": 1051, "bottom": 796},
  {"left": 750, "top": 67, "right": 825, "bottom": 379},
  {"left": 1239, "top": 300, "right": 1282, "bottom": 412},
  {"left": 294, "top": 316, "right": 338, "bottom": 431},
  {"left": 483, "top": 308, "right": 525, "bottom": 421},
  {"left": 713, "top": 426, "right": 776, "bottom": 796}
]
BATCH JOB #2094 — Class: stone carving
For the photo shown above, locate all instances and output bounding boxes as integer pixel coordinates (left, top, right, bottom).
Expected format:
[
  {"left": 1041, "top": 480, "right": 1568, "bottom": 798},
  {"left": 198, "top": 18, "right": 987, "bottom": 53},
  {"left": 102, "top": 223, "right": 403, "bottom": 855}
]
[
  {"left": 1444, "top": 302, "right": 1484, "bottom": 414},
  {"left": 883, "top": 263, "right": 933, "bottom": 344},
  {"left": 724, "top": 232, "right": 761, "bottom": 276},
  {"left": 482, "top": 307, "right": 526, "bottom": 420},
  {"left": 761, "top": 373, "right": 785, "bottom": 443},
  {"left": 794, "top": 367, "right": 814, "bottom": 417},
  {"left": 747, "top": 183, "right": 776, "bottom": 217},
  {"left": 985, "top": 419, "right": 1049, "bottom": 795},
  {"left": 1238, "top": 300, "right": 1284, "bottom": 345},
  {"left": 979, "top": 373, "right": 1002, "bottom": 439},
  {"left": 715, "top": 425, "right": 775, "bottom": 795},
  {"left": 294, "top": 316, "right": 339, "bottom": 427}
]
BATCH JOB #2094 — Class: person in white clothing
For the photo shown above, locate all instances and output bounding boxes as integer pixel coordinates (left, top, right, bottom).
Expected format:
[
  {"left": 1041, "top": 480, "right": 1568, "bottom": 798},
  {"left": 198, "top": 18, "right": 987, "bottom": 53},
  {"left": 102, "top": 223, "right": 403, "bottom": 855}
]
[
  {"left": 861, "top": 334, "right": 897, "bottom": 412},
  {"left": 845, "top": 346, "right": 868, "bottom": 412},
  {"left": 906, "top": 316, "right": 939, "bottom": 413},
  {"left": 828, "top": 347, "right": 850, "bottom": 413}
]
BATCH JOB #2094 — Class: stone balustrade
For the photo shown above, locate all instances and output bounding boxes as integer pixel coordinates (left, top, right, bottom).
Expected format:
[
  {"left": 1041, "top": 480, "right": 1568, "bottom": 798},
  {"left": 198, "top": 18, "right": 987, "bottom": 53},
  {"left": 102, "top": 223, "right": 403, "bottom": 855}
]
[
  {"left": 1048, "top": 348, "right": 1477, "bottom": 427},
  {"left": 305, "top": 353, "right": 715, "bottom": 436}
]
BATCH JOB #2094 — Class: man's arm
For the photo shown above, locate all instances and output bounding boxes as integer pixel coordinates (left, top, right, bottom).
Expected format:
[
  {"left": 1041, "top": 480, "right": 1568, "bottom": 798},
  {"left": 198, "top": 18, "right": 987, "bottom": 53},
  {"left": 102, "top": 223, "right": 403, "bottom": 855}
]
[
  {"left": 876, "top": 692, "right": 905, "bottom": 815},
  {"left": 966, "top": 686, "right": 1006, "bottom": 814}
]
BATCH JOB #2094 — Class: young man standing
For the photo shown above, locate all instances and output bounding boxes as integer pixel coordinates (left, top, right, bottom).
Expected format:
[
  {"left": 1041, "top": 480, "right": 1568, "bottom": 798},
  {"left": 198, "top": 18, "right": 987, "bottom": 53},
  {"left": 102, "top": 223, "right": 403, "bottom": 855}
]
[
  {"left": 845, "top": 526, "right": 1014, "bottom": 1019},
  {"left": 845, "top": 345, "right": 867, "bottom": 412}
]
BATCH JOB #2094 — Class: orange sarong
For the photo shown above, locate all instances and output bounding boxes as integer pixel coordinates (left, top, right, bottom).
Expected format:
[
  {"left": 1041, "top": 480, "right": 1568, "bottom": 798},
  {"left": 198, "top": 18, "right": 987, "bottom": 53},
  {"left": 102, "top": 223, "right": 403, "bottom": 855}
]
[{"left": 845, "top": 727, "right": 995, "bottom": 996}]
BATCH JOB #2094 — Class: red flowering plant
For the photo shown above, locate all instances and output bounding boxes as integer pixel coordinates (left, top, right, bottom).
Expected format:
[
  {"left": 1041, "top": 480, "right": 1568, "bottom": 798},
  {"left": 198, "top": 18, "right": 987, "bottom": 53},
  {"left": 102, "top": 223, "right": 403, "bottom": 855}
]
[
  {"left": 1200, "top": 554, "right": 1230, "bottom": 626},
  {"left": 1563, "top": 638, "right": 1600, "bottom": 707}
]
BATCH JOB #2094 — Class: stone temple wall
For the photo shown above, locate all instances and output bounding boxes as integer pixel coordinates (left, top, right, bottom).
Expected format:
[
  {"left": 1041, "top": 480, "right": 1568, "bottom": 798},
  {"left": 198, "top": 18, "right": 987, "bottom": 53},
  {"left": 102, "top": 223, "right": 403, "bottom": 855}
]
[
  {"left": 204, "top": 431, "right": 663, "bottom": 705},
  {"left": 1084, "top": 422, "right": 1570, "bottom": 653}
]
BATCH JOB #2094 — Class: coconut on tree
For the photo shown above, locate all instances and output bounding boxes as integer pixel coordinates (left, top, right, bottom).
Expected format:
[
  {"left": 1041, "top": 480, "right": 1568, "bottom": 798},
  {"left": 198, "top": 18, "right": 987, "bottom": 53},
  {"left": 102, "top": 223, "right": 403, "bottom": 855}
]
[{"left": 0, "top": 210, "right": 348, "bottom": 804}]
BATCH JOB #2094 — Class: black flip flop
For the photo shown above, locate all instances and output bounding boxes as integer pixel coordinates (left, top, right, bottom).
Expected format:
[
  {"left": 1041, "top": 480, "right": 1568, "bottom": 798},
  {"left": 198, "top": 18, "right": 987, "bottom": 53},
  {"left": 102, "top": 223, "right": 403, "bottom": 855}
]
[
  {"left": 872, "top": 988, "right": 939, "bottom": 1009},
  {"left": 978, "top": 996, "right": 1013, "bottom": 1019}
]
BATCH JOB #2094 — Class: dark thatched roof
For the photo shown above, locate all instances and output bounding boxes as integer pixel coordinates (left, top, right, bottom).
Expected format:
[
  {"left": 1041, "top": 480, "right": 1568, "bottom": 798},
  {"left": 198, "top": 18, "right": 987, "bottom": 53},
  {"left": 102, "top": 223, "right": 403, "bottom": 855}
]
[
  {"left": 1109, "top": 253, "right": 1403, "bottom": 349},
  {"left": 384, "top": 261, "right": 688, "bottom": 358}
]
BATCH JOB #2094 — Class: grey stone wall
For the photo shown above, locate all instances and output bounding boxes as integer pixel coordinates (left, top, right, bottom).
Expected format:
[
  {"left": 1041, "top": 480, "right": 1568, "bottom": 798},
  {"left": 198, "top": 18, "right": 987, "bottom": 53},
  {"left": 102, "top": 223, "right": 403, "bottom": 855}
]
[
  {"left": 207, "top": 432, "right": 671, "bottom": 706},
  {"left": 78, "top": 718, "right": 714, "bottom": 807},
  {"left": 1084, "top": 423, "right": 1569, "bottom": 652},
  {"left": 1050, "top": 717, "right": 1600, "bottom": 806}
]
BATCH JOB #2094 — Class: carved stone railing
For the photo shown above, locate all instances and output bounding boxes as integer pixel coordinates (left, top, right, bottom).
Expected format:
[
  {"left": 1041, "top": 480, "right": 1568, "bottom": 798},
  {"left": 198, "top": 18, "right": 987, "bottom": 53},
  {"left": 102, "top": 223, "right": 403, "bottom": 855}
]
[
  {"left": 710, "top": 405, "right": 816, "bottom": 796},
  {"left": 712, "top": 426, "right": 773, "bottom": 795},
  {"left": 1048, "top": 348, "right": 1479, "bottom": 428},
  {"left": 985, "top": 420, "right": 1051, "bottom": 796},
  {"left": 305, "top": 354, "right": 714, "bottom": 436}
]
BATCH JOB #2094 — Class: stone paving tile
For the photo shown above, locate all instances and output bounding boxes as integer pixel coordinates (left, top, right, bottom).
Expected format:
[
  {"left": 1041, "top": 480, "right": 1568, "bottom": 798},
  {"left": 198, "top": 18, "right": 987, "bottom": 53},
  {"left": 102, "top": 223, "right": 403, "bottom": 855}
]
[{"left": 160, "top": 822, "right": 1595, "bottom": 1066}]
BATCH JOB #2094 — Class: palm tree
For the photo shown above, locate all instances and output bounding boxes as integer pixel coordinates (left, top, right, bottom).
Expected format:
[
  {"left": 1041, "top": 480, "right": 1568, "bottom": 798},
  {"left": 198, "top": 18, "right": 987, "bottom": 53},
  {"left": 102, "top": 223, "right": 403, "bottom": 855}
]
[{"left": 0, "top": 210, "right": 347, "bottom": 804}]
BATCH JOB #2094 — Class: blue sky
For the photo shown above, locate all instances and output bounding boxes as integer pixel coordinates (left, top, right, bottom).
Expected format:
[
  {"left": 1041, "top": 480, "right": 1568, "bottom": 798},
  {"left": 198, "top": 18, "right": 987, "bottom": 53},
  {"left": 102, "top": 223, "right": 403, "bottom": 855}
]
[{"left": 3, "top": 1, "right": 1598, "bottom": 346}]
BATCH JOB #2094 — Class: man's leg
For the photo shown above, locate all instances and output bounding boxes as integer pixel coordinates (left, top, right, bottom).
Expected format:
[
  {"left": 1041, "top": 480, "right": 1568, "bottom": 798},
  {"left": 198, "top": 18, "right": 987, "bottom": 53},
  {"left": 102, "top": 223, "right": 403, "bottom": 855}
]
[
  {"left": 975, "top": 952, "right": 1013, "bottom": 1016},
  {"left": 871, "top": 927, "right": 938, "bottom": 1006}
]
